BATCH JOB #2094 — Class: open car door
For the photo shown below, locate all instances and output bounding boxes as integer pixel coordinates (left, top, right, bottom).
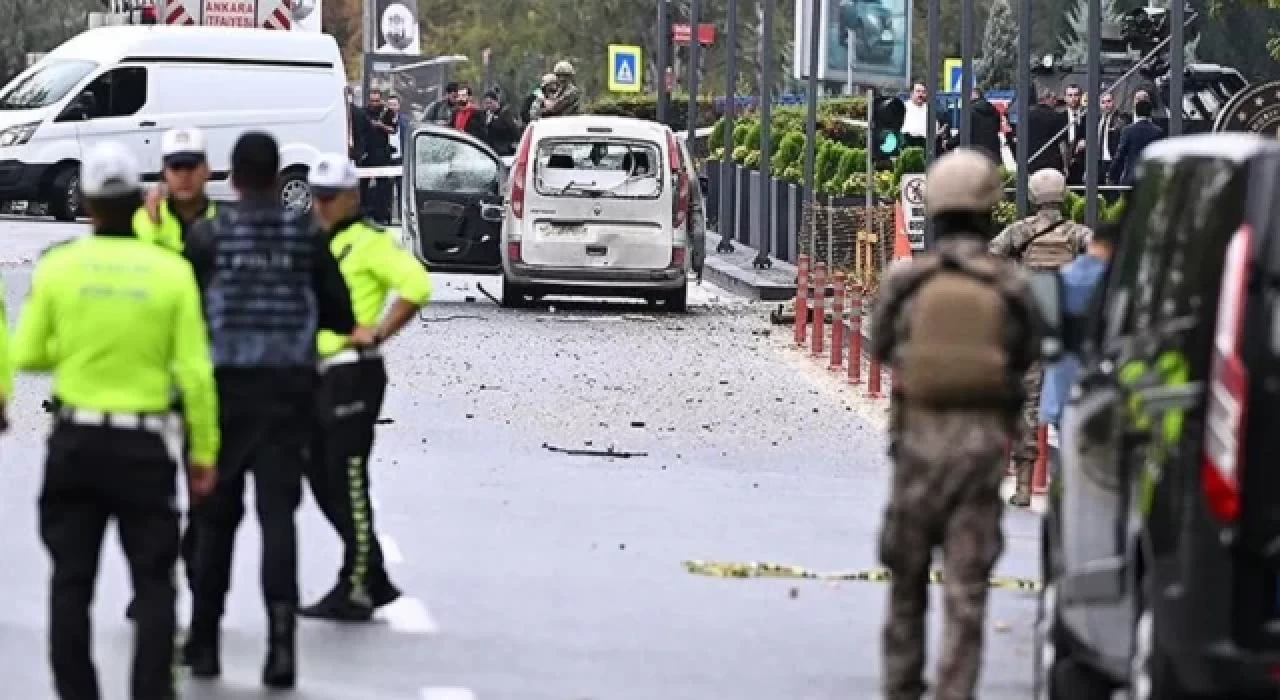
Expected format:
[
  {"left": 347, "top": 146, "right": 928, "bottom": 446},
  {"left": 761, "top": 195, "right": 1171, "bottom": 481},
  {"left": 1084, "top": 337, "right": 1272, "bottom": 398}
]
[{"left": 403, "top": 125, "right": 506, "bottom": 273}]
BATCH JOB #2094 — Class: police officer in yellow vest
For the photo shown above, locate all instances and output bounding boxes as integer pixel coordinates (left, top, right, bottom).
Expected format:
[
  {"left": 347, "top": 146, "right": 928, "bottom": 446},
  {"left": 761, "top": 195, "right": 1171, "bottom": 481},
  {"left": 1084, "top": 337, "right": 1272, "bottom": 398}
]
[
  {"left": 134, "top": 126, "right": 218, "bottom": 252},
  {"left": 125, "top": 126, "right": 217, "bottom": 621},
  {"left": 11, "top": 142, "right": 220, "bottom": 700},
  {"left": 299, "top": 153, "right": 431, "bottom": 621}
]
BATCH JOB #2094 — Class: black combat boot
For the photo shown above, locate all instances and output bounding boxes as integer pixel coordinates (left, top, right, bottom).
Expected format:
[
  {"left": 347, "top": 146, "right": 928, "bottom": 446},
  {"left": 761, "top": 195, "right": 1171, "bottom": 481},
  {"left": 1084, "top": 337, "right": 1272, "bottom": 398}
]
[
  {"left": 182, "top": 603, "right": 221, "bottom": 679},
  {"left": 262, "top": 603, "right": 297, "bottom": 689},
  {"left": 298, "top": 583, "right": 375, "bottom": 622}
]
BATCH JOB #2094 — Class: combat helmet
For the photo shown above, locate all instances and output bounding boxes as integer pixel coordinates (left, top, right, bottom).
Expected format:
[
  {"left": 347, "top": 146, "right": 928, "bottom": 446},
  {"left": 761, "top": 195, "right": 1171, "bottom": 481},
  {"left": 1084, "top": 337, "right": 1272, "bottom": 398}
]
[
  {"left": 924, "top": 148, "right": 1003, "bottom": 216},
  {"left": 1028, "top": 168, "right": 1067, "bottom": 205},
  {"left": 553, "top": 60, "right": 576, "bottom": 77}
]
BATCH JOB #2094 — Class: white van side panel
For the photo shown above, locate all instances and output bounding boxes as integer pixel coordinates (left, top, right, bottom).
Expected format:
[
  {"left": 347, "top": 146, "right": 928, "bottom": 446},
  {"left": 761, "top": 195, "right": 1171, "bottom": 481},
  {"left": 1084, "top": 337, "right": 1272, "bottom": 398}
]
[{"left": 147, "top": 60, "right": 344, "bottom": 192}]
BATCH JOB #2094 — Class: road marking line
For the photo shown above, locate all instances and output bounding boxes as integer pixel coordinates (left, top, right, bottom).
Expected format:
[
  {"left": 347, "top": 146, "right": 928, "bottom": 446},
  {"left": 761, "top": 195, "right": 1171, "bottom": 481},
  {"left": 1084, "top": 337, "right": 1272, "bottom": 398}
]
[
  {"left": 377, "top": 596, "right": 438, "bottom": 634},
  {"left": 380, "top": 533, "right": 404, "bottom": 563},
  {"left": 420, "top": 688, "right": 476, "bottom": 700}
]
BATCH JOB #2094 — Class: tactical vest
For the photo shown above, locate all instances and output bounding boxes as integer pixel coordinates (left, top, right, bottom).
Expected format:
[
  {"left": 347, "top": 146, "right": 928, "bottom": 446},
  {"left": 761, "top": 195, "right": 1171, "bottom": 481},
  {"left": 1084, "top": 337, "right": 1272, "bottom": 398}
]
[
  {"left": 1018, "top": 217, "right": 1077, "bottom": 271},
  {"left": 892, "top": 251, "right": 1019, "bottom": 407},
  {"left": 203, "top": 203, "right": 318, "bottom": 369}
]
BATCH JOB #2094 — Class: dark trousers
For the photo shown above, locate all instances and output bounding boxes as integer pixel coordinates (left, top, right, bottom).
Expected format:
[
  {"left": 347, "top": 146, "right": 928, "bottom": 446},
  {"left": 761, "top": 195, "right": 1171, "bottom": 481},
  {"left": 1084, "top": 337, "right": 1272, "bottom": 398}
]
[
  {"left": 362, "top": 178, "right": 392, "bottom": 226},
  {"left": 307, "top": 358, "right": 391, "bottom": 596},
  {"left": 41, "top": 423, "right": 179, "bottom": 700},
  {"left": 193, "top": 372, "right": 313, "bottom": 612}
]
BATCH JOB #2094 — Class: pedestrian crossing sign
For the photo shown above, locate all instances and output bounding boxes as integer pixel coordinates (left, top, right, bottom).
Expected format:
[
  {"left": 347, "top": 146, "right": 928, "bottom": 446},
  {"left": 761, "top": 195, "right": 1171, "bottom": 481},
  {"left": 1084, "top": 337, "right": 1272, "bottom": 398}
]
[{"left": 608, "top": 45, "right": 642, "bottom": 93}]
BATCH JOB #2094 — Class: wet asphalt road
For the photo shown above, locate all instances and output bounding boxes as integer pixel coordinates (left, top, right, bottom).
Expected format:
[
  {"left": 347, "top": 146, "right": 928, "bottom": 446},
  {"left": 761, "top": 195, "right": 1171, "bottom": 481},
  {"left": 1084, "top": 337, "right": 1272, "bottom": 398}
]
[{"left": 0, "top": 217, "right": 1041, "bottom": 699}]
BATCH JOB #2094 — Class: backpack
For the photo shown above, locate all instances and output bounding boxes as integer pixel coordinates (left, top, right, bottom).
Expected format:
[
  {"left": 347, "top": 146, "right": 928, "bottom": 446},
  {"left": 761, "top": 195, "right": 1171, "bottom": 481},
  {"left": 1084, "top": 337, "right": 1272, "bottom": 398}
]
[
  {"left": 1016, "top": 218, "right": 1077, "bottom": 271},
  {"left": 893, "top": 251, "right": 1018, "bottom": 407}
]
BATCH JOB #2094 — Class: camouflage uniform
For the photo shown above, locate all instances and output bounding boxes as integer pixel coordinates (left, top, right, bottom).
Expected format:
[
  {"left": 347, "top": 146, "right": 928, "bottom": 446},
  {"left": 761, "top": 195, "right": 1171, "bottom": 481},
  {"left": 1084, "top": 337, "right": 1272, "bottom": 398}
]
[
  {"left": 539, "top": 81, "right": 582, "bottom": 117},
  {"left": 871, "top": 149, "right": 1040, "bottom": 700},
  {"left": 989, "top": 205, "right": 1091, "bottom": 505}
]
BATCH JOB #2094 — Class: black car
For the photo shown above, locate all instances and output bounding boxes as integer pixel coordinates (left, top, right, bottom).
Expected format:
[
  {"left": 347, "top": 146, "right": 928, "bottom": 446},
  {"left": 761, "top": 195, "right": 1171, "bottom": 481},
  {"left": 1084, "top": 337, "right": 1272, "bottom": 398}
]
[{"left": 1034, "top": 132, "right": 1280, "bottom": 700}]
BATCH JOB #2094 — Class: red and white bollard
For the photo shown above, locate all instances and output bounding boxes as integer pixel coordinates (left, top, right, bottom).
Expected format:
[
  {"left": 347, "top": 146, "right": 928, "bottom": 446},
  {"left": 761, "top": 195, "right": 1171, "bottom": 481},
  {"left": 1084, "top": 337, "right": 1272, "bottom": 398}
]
[
  {"left": 847, "top": 288, "right": 863, "bottom": 385},
  {"left": 866, "top": 345, "right": 883, "bottom": 399},
  {"left": 810, "top": 262, "right": 827, "bottom": 358},
  {"left": 1033, "top": 424, "right": 1050, "bottom": 494},
  {"left": 829, "top": 272, "right": 845, "bottom": 371},
  {"left": 794, "top": 255, "right": 810, "bottom": 346}
]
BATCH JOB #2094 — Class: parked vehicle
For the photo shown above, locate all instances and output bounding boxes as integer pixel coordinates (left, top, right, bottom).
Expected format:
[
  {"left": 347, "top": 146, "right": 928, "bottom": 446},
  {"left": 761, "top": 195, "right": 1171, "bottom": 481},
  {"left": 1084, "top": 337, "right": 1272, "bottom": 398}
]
[
  {"left": 1034, "top": 132, "right": 1280, "bottom": 700},
  {"left": 500, "top": 115, "right": 699, "bottom": 310},
  {"left": 0, "top": 25, "right": 347, "bottom": 220}
]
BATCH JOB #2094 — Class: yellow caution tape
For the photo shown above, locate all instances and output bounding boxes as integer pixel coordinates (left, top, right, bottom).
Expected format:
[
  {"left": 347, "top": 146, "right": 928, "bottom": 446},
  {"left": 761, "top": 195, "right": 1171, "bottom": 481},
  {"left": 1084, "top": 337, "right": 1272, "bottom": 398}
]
[{"left": 682, "top": 560, "right": 1041, "bottom": 592}]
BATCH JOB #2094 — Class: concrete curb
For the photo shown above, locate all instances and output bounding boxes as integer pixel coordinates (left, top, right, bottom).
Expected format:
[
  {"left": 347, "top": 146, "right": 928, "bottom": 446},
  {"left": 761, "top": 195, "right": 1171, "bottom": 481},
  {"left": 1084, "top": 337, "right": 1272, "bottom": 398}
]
[{"left": 702, "top": 232, "right": 797, "bottom": 302}]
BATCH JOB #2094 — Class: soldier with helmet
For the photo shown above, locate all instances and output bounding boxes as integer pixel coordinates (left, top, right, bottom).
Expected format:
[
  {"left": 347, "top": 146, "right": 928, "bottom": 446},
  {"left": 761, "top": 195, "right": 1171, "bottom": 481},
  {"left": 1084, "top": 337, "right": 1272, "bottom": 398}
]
[
  {"left": 988, "top": 168, "right": 1092, "bottom": 506},
  {"left": 531, "top": 61, "right": 581, "bottom": 119},
  {"left": 870, "top": 148, "right": 1041, "bottom": 700}
]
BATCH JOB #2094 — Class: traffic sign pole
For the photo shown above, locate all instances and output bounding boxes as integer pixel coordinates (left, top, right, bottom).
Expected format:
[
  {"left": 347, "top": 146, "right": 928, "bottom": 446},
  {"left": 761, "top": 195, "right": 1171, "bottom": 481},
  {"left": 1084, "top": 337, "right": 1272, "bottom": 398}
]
[
  {"left": 657, "top": 0, "right": 669, "bottom": 122},
  {"left": 717, "top": 0, "right": 738, "bottom": 254},
  {"left": 688, "top": 0, "right": 701, "bottom": 139}
]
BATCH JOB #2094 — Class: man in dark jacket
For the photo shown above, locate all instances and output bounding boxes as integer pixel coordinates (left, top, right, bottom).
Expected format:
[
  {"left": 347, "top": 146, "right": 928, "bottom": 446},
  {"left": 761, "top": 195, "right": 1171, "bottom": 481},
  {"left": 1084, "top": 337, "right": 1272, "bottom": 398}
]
[
  {"left": 423, "top": 82, "right": 459, "bottom": 126},
  {"left": 346, "top": 87, "right": 368, "bottom": 164},
  {"left": 1024, "top": 86, "right": 1069, "bottom": 174},
  {"left": 477, "top": 90, "right": 520, "bottom": 156},
  {"left": 181, "top": 132, "right": 357, "bottom": 690},
  {"left": 952, "top": 87, "right": 1002, "bottom": 163},
  {"left": 1109, "top": 98, "right": 1163, "bottom": 186}
]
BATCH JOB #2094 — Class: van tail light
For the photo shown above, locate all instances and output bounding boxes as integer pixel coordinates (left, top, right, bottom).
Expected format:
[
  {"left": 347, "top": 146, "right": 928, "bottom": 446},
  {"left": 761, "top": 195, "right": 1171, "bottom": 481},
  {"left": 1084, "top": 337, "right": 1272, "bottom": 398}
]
[
  {"left": 670, "top": 246, "right": 687, "bottom": 268},
  {"left": 666, "top": 131, "right": 689, "bottom": 230},
  {"left": 509, "top": 127, "right": 534, "bottom": 220},
  {"left": 506, "top": 241, "right": 523, "bottom": 263},
  {"left": 1201, "top": 224, "right": 1251, "bottom": 523}
]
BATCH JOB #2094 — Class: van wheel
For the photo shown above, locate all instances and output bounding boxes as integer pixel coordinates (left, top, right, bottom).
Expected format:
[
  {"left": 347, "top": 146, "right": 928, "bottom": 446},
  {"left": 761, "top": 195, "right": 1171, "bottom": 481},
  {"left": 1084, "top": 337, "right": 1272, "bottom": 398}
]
[
  {"left": 662, "top": 281, "right": 689, "bottom": 312},
  {"left": 1035, "top": 584, "right": 1113, "bottom": 700},
  {"left": 47, "top": 167, "right": 81, "bottom": 222},
  {"left": 279, "top": 170, "right": 312, "bottom": 215}
]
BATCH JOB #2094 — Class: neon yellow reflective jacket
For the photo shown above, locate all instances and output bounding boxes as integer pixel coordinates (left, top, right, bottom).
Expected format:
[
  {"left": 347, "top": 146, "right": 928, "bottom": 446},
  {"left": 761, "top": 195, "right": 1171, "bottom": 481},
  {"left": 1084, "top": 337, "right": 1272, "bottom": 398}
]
[
  {"left": 317, "top": 219, "right": 432, "bottom": 357},
  {"left": 11, "top": 233, "right": 220, "bottom": 466},
  {"left": 0, "top": 273, "right": 11, "bottom": 400},
  {"left": 133, "top": 198, "right": 217, "bottom": 253}
]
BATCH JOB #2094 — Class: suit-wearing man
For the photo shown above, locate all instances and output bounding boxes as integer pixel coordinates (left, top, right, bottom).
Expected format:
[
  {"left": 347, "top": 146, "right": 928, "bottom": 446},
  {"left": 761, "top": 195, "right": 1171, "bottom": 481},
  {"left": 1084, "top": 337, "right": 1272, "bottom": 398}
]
[
  {"left": 1109, "top": 99, "right": 1163, "bottom": 186},
  {"left": 1025, "top": 88, "right": 1068, "bottom": 174},
  {"left": 1097, "top": 91, "right": 1128, "bottom": 182},
  {"left": 1062, "top": 84, "right": 1087, "bottom": 185}
]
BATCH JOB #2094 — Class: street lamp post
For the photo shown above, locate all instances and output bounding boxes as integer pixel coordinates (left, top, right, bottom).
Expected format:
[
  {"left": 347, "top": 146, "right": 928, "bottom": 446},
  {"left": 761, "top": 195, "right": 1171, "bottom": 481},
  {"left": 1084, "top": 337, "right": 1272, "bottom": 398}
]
[
  {"left": 658, "top": 0, "right": 670, "bottom": 123},
  {"left": 1085, "top": 0, "right": 1101, "bottom": 228},
  {"left": 1015, "top": 0, "right": 1031, "bottom": 217},
  {"left": 688, "top": 0, "right": 701, "bottom": 140},
  {"left": 753, "top": 0, "right": 775, "bottom": 269},
  {"left": 802, "top": 0, "right": 822, "bottom": 260}
]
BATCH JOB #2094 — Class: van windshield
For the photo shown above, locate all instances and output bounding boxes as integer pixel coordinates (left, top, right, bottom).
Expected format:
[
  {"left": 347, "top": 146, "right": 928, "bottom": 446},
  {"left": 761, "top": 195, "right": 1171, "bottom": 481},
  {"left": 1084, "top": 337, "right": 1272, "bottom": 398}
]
[
  {"left": 0, "top": 60, "right": 97, "bottom": 110},
  {"left": 533, "top": 139, "right": 663, "bottom": 199}
]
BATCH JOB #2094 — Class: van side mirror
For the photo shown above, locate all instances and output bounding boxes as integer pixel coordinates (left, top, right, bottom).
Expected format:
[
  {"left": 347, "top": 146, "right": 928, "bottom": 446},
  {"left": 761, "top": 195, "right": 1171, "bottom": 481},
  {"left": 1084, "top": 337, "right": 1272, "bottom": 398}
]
[{"left": 1028, "top": 269, "right": 1065, "bottom": 362}]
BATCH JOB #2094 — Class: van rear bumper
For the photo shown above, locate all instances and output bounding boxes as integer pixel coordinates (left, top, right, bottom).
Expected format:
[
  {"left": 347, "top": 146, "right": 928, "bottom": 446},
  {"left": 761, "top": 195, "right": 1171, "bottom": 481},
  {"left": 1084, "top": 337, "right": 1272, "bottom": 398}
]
[
  {"left": 507, "top": 262, "right": 686, "bottom": 289},
  {"left": 0, "top": 160, "right": 48, "bottom": 200}
]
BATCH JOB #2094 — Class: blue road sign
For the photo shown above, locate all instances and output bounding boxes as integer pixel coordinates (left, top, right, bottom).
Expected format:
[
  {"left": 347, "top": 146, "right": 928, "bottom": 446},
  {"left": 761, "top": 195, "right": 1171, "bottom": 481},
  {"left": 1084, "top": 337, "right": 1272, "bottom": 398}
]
[{"left": 608, "top": 45, "right": 642, "bottom": 93}]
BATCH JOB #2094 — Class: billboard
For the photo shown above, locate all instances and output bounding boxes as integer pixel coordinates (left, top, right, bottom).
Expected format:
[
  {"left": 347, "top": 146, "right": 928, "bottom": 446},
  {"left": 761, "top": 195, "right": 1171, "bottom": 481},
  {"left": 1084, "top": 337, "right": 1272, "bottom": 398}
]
[
  {"left": 793, "top": 0, "right": 911, "bottom": 89},
  {"left": 372, "top": 0, "right": 421, "bottom": 55}
]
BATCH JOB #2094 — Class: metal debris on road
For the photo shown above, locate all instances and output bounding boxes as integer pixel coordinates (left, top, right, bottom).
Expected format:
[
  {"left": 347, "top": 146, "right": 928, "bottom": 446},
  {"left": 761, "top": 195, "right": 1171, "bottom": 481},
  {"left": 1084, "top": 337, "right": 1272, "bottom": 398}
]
[
  {"left": 542, "top": 443, "right": 649, "bottom": 458},
  {"left": 682, "top": 560, "right": 1042, "bottom": 592}
]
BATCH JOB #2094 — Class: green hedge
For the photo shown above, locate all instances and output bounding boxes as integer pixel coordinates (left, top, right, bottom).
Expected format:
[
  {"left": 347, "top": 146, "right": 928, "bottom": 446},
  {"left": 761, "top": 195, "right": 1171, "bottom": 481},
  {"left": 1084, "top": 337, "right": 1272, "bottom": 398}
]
[{"left": 588, "top": 95, "right": 869, "bottom": 134}]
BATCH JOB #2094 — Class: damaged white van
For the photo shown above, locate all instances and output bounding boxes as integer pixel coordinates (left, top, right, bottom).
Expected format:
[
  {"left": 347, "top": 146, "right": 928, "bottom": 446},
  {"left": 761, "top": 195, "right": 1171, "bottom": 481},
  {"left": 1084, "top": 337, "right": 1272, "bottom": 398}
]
[{"left": 499, "top": 115, "right": 701, "bottom": 311}]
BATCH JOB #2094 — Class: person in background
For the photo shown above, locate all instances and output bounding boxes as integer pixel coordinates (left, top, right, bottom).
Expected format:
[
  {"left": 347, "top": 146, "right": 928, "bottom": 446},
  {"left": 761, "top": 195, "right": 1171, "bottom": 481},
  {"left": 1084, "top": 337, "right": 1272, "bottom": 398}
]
[
  {"left": 347, "top": 86, "right": 368, "bottom": 165},
  {"left": 1062, "top": 84, "right": 1087, "bottom": 185},
  {"left": 386, "top": 94, "right": 412, "bottom": 223},
  {"left": 478, "top": 89, "right": 519, "bottom": 156},
  {"left": 1041, "top": 218, "right": 1120, "bottom": 486},
  {"left": 901, "top": 82, "right": 948, "bottom": 152},
  {"left": 423, "top": 82, "right": 459, "bottom": 126},
  {"left": 1109, "top": 98, "right": 1163, "bottom": 186},
  {"left": 452, "top": 85, "right": 480, "bottom": 135},
  {"left": 952, "top": 87, "right": 1001, "bottom": 164},
  {"left": 299, "top": 154, "right": 430, "bottom": 621},
  {"left": 1097, "top": 90, "right": 1128, "bottom": 183},
  {"left": 13, "top": 141, "right": 219, "bottom": 700},
  {"left": 1025, "top": 86, "right": 1068, "bottom": 174},
  {"left": 180, "top": 132, "right": 356, "bottom": 689},
  {"left": 533, "top": 61, "right": 582, "bottom": 118},
  {"left": 362, "top": 88, "right": 396, "bottom": 225},
  {"left": 523, "top": 74, "right": 557, "bottom": 123}
]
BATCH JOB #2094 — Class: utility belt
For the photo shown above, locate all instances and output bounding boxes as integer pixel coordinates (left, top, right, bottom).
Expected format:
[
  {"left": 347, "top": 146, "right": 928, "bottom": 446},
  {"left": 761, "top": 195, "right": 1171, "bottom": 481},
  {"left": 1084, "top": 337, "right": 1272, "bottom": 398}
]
[
  {"left": 52, "top": 403, "right": 179, "bottom": 435},
  {"left": 317, "top": 346, "right": 382, "bottom": 373}
]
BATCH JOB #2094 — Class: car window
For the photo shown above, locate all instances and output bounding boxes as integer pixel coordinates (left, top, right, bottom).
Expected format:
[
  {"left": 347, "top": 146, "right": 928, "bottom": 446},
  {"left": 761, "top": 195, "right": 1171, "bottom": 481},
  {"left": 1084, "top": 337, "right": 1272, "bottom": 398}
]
[
  {"left": 81, "top": 66, "right": 148, "bottom": 119},
  {"left": 1100, "top": 160, "right": 1177, "bottom": 346},
  {"left": 414, "top": 133, "right": 498, "bottom": 194},
  {"left": 532, "top": 138, "right": 663, "bottom": 199},
  {"left": 0, "top": 59, "right": 97, "bottom": 110}
]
